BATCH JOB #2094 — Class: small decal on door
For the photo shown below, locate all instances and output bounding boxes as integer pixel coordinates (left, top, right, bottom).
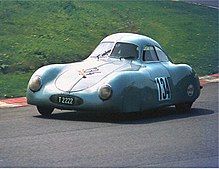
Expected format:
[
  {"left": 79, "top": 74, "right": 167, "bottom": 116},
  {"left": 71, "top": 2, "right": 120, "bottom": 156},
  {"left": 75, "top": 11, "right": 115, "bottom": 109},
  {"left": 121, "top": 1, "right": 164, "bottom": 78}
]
[{"left": 155, "top": 77, "right": 171, "bottom": 101}]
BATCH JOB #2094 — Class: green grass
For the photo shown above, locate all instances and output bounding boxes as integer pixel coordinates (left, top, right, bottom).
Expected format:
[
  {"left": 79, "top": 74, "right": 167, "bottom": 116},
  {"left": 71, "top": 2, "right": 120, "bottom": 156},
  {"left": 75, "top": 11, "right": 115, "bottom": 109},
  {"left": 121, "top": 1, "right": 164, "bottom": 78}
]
[
  {"left": 0, "top": 72, "right": 32, "bottom": 98},
  {"left": 0, "top": 0, "right": 218, "bottom": 98}
]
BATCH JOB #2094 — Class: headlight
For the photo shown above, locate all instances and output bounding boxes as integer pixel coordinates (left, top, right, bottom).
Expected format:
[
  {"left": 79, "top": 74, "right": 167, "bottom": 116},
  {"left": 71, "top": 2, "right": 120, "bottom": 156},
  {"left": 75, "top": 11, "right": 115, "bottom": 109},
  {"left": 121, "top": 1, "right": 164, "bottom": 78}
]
[
  {"left": 98, "top": 84, "right": 112, "bottom": 100},
  {"left": 29, "top": 75, "right": 42, "bottom": 92}
]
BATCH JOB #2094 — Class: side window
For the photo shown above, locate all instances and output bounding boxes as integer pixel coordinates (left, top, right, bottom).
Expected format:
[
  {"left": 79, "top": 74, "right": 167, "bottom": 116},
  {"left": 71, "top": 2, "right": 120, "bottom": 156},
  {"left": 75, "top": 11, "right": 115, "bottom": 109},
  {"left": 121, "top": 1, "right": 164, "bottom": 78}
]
[
  {"left": 143, "top": 46, "right": 158, "bottom": 61},
  {"left": 155, "top": 46, "right": 169, "bottom": 62}
]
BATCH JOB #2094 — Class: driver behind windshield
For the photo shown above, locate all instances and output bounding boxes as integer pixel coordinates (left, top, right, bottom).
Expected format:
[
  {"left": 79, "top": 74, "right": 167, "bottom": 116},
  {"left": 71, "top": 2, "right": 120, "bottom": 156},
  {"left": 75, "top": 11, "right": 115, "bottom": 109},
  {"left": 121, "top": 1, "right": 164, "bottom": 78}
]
[{"left": 110, "top": 42, "right": 138, "bottom": 59}]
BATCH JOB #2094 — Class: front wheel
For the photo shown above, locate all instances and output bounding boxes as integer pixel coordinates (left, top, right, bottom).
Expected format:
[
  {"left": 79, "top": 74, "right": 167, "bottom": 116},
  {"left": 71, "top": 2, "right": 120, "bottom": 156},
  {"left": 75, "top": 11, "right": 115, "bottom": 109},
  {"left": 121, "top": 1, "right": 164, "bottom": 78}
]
[
  {"left": 37, "top": 106, "right": 54, "bottom": 116},
  {"left": 175, "top": 102, "right": 193, "bottom": 113}
]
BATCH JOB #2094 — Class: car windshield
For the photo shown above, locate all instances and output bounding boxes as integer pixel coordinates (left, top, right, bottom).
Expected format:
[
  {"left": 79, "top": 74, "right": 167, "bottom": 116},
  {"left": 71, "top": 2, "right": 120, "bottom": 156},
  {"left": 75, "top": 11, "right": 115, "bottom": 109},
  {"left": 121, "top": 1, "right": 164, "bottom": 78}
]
[
  {"left": 90, "top": 42, "right": 114, "bottom": 58},
  {"left": 110, "top": 42, "right": 139, "bottom": 59}
]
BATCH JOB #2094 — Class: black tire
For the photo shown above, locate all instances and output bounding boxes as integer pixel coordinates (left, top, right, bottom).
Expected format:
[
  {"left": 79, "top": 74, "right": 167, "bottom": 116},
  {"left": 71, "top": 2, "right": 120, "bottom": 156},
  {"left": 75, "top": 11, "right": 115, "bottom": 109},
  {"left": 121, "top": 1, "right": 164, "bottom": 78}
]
[
  {"left": 37, "top": 106, "right": 54, "bottom": 116},
  {"left": 175, "top": 102, "right": 193, "bottom": 113}
]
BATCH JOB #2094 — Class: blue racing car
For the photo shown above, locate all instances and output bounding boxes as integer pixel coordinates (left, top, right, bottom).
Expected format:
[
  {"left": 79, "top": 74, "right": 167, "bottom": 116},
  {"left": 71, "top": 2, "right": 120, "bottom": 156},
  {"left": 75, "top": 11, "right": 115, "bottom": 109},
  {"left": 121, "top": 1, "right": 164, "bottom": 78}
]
[{"left": 27, "top": 33, "right": 201, "bottom": 115}]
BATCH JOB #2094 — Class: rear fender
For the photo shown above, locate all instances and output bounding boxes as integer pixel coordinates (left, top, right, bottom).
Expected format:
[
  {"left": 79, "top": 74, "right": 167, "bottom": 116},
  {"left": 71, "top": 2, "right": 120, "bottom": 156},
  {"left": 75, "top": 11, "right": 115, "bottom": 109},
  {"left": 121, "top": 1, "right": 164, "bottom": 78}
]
[{"left": 163, "top": 62, "right": 200, "bottom": 104}]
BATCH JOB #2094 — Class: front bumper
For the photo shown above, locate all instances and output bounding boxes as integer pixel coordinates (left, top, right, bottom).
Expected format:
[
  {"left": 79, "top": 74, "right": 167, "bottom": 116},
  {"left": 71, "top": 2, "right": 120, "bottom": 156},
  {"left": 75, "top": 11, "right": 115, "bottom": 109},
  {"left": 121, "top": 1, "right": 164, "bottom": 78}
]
[{"left": 26, "top": 83, "right": 121, "bottom": 112}]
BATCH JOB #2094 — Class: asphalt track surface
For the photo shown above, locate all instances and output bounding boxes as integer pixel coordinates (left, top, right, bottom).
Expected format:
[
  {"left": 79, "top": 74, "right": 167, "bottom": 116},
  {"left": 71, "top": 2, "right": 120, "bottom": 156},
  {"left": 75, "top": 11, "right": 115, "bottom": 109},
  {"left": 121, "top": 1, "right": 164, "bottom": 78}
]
[{"left": 0, "top": 82, "right": 218, "bottom": 167}]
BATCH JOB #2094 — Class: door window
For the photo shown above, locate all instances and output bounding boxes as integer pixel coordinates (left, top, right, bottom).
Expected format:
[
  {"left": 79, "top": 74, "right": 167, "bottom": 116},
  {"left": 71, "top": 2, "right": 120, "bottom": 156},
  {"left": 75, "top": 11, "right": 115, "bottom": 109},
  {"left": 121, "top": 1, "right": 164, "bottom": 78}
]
[{"left": 143, "top": 46, "right": 158, "bottom": 61}]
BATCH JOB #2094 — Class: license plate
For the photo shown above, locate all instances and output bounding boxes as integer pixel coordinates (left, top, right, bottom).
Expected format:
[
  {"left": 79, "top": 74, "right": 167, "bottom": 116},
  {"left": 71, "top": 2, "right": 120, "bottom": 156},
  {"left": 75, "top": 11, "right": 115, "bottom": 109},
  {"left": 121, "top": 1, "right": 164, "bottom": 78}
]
[
  {"left": 50, "top": 95, "right": 83, "bottom": 106},
  {"left": 58, "top": 96, "right": 74, "bottom": 105}
]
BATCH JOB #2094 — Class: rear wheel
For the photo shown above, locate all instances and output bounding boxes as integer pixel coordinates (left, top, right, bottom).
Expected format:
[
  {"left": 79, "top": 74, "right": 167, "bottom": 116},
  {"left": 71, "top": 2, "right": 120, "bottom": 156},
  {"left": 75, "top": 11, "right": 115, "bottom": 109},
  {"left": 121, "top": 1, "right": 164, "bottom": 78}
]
[
  {"left": 175, "top": 102, "right": 193, "bottom": 113},
  {"left": 37, "top": 106, "right": 54, "bottom": 116}
]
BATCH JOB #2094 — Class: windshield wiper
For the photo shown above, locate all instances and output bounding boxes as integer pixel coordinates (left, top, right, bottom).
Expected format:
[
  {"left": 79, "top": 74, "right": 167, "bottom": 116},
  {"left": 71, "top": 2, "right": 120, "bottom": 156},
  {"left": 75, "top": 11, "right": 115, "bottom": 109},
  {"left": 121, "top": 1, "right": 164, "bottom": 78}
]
[
  {"left": 102, "top": 49, "right": 111, "bottom": 56},
  {"left": 96, "top": 50, "right": 111, "bottom": 59}
]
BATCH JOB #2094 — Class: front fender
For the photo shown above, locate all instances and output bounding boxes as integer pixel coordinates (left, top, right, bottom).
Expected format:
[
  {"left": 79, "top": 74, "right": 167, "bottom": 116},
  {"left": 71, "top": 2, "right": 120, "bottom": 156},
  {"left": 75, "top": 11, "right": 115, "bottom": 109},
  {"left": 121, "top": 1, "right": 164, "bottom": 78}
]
[
  {"left": 28, "top": 64, "right": 67, "bottom": 86},
  {"left": 26, "top": 64, "right": 67, "bottom": 104},
  {"left": 98, "top": 70, "right": 152, "bottom": 113}
]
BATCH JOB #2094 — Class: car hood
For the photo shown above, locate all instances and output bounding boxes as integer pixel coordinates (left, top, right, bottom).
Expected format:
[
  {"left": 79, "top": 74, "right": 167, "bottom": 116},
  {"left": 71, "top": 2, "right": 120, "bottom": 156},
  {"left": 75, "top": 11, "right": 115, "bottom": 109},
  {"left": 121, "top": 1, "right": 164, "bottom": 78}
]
[{"left": 55, "top": 58, "right": 140, "bottom": 92}]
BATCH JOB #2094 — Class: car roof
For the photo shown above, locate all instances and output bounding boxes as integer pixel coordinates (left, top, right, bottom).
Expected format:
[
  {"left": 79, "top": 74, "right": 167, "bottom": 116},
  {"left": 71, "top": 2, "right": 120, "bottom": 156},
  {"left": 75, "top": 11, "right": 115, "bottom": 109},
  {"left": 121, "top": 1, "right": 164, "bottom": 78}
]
[{"left": 101, "top": 33, "right": 162, "bottom": 49}]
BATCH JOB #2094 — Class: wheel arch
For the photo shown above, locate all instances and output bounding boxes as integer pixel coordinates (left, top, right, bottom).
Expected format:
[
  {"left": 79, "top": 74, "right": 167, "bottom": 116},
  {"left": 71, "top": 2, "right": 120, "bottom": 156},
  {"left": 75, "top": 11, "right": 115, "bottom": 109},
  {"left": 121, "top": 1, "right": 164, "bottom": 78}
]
[{"left": 166, "top": 63, "right": 200, "bottom": 104}]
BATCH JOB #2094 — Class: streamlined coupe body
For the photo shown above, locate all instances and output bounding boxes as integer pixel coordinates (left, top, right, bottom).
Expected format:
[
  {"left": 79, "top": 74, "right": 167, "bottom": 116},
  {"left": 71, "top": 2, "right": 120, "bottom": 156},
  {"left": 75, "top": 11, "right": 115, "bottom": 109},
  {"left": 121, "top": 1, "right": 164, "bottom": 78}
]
[{"left": 27, "top": 33, "right": 200, "bottom": 115}]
